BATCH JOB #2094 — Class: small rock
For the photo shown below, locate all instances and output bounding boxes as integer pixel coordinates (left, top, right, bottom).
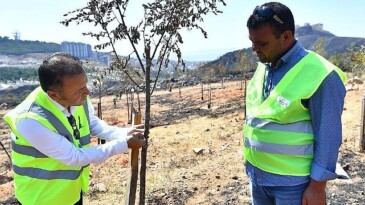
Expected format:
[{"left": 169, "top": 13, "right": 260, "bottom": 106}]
[
  {"left": 94, "top": 183, "right": 107, "bottom": 192},
  {"left": 347, "top": 76, "right": 363, "bottom": 84},
  {"left": 193, "top": 148, "right": 204, "bottom": 155}
]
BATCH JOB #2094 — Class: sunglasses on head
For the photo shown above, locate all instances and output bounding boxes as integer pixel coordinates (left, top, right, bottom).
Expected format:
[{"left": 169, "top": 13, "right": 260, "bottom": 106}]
[{"left": 253, "top": 6, "right": 285, "bottom": 25}]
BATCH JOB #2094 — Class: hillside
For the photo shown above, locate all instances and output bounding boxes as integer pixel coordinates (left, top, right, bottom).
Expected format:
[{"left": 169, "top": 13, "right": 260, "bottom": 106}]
[
  {"left": 1, "top": 23, "right": 363, "bottom": 73},
  {"left": 202, "top": 24, "right": 365, "bottom": 73},
  {"left": 0, "top": 36, "right": 61, "bottom": 56},
  {"left": 296, "top": 24, "right": 365, "bottom": 56}
]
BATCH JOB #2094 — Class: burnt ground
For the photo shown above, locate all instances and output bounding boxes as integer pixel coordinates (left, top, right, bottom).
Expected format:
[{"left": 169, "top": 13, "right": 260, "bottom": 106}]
[{"left": 0, "top": 80, "right": 364, "bottom": 204}]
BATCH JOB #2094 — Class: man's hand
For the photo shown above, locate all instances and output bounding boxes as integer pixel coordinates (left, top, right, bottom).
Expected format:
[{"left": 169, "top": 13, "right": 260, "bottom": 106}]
[
  {"left": 302, "top": 179, "right": 327, "bottom": 205},
  {"left": 126, "top": 127, "right": 146, "bottom": 149}
]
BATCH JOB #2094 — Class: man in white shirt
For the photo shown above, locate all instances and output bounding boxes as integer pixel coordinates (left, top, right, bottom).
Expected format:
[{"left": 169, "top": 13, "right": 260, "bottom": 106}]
[{"left": 4, "top": 52, "right": 146, "bottom": 205}]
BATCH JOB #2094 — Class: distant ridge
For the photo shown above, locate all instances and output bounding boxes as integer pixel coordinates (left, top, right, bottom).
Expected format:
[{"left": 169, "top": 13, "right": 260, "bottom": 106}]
[
  {"left": 0, "top": 36, "right": 61, "bottom": 55},
  {"left": 1, "top": 23, "right": 364, "bottom": 71},
  {"left": 201, "top": 23, "right": 365, "bottom": 72},
  {"left": 295, "top": 23, "right": 365, "bottom": 56}
]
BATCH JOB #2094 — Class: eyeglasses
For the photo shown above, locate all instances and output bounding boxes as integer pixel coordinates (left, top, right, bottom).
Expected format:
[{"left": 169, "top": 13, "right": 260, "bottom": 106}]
[
  {"left": 253, "top": 6, "right": 285, "bottom": 25},
  {"left": 67, "top": 115, "right": 80, "bottom": 140}
]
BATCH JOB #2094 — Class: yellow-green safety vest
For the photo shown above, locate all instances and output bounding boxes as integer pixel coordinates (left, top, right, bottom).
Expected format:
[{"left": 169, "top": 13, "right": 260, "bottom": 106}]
[
  {"left": 3, "top": 87, "right": 91, "bottom": 205},
  {"left": 244, "top": 51, "right": 346, "bottom": 176}
]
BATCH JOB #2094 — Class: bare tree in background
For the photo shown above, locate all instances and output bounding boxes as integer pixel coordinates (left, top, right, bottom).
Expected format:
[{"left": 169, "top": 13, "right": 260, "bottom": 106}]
[
  {"left": 61, "top": 0, "right": 225, "bottom": 203},
  {"left": 91, "top": 64, "right": 107, "bottom": 144}
]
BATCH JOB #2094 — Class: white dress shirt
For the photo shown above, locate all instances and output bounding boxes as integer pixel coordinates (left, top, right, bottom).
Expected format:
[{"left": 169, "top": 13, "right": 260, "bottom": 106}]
[{"left": 15, "top": 95, "right": 130, "bottom": 167}]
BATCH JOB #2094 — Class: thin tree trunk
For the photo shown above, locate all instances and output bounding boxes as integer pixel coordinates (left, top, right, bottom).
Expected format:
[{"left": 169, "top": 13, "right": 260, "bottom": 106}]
[
  {"left": 130, "top": 92, "right": 134, "bottom": 124},
  {"left": 201, "top": 82, "right": 204, "bottom": 100},
  {"left": 139, "top": 58, "right": 151, "bottom": 204},
  {"left": 127, "top": 90, "right": 130, "bottom": 124}
]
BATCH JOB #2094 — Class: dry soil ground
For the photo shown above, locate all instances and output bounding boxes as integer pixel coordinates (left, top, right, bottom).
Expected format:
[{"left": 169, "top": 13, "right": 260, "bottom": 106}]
[{"left": 0, "top": 80, "right": 364, "bottom": 205}]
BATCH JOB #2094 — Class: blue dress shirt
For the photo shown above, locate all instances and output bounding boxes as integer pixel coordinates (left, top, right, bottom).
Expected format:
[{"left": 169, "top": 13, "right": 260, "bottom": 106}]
[{"left": 245, "top": 41, "right": 346, "bottom": 186}]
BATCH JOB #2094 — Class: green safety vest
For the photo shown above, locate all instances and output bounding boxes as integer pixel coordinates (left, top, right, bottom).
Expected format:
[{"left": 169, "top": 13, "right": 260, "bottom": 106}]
[
  {"left": 3, "top": 87, "right": 91, "bottom": 205},
  {"left": 243, "top": 51, "right": 346, "bottom": 176}
]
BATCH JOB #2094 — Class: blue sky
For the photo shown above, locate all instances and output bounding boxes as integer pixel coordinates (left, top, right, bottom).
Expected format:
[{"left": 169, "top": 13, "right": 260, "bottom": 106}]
[{"left": 1, "top": 0, "right": 364, "bottom": 61}]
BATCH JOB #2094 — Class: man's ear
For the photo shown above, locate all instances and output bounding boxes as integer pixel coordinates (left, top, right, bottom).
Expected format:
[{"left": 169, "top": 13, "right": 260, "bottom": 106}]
[
  {"left": 47, "top": 90, "right": 59, "bottom": 101},
  {"left": 282, "top": 30, "right": 294, "bottom": 48}
]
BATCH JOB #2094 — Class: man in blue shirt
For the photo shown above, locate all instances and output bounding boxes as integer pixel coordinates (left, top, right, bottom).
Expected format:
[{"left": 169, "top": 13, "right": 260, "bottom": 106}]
[{"left": 244, "top": 2, "right": 346, "bottom": 205}]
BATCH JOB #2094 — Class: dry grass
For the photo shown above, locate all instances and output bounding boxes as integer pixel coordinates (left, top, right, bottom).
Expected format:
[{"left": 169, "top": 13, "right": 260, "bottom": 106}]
[{"left": 84, "top": 81, "right": 250, "bottom": 204}]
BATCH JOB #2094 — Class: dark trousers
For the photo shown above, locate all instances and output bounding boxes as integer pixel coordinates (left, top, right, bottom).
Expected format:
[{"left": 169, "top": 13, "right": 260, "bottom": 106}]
[{"left": 74, "top": 192, "right": 83, "bottom": 205}]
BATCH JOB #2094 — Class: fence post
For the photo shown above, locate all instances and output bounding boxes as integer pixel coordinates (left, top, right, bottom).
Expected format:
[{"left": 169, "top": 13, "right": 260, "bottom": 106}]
[{"left": 360, "top": 92, "right": 365, "bottom": 152}]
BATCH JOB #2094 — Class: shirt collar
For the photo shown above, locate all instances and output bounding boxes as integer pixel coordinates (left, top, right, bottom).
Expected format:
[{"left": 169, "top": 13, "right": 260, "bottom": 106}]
[
  {"left": 267, "top": 40, "right": 303, "bottom": 69},
  {"left": 45, "top": 92, "right": 76, "bottom": 117},
  {"left": 280, "top": 40, "right": 302, "bottom": 65}
]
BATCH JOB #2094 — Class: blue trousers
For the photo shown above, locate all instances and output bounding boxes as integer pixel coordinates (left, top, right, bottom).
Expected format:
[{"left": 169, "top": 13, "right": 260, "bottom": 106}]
[{"left": 250, "top": 181, "right": 310, "bottom": 205}]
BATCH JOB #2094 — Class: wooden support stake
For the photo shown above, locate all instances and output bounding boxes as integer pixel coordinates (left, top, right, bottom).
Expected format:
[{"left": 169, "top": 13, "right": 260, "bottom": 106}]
[
  {"left": 125, "top": 113, "right": 142, "bottom": 205},
  {"left": 97, "top": 102, "right": 106, "bottom": 144}
]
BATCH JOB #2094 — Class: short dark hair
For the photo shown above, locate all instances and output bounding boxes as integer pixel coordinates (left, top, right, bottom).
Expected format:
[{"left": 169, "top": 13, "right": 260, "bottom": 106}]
[
  {"left": 38, "top": 52, "right": 85, "bottom": 92},
  {"left": 247, "top": 2, "right": 295, "bottom": 38}
]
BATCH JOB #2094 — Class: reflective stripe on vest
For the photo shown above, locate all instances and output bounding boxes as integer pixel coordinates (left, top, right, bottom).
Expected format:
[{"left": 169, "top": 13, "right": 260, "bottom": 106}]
[
  {"left": 244, "top": 137, "right": 313, "bottom": 156},
  {"left": 13, "top": 164, "right": 88, "bottom": 180},
  {"left": 30, "top": 102, "right": 73, "bottom": 142},
  {"left": 11, "top": 141, "right": 47, "bottom": 158},
  {"left": 11, "top": 134, "right": 91, "bottom": 158},
  {"left": 79, "top": 135, "right": 91, "bottom": 146},
  {"left": 246, "top": 116, "right": 313, "bottom": 134},
  {"left": 84, "top": 100, "right": 90, "bottom": 125}
]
